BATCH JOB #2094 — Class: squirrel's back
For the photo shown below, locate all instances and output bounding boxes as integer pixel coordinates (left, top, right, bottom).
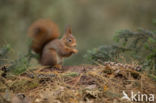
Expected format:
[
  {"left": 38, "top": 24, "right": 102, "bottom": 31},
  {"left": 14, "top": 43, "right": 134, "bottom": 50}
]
[{"left": 28, "top": 19, "right": 60, "bottom": 54}]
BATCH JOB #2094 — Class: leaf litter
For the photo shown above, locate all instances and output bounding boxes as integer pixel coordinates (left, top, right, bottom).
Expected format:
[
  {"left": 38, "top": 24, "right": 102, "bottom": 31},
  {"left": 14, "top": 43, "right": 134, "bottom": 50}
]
[{"left": 0, "top": 64, "right": 156, "bottom": 103}]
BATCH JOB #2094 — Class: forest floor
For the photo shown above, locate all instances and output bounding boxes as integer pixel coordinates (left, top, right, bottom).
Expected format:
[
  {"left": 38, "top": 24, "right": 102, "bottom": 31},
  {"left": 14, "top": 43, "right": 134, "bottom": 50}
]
[{"left": 0, "top": 64, "right": 156, "bottom": 103}]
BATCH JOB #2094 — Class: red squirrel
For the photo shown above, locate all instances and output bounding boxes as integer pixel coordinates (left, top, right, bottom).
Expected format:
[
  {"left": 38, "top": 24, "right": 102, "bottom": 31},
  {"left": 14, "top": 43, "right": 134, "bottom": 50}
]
[{"left": 28, "top": 19, "right": 78, "bottom": 69}]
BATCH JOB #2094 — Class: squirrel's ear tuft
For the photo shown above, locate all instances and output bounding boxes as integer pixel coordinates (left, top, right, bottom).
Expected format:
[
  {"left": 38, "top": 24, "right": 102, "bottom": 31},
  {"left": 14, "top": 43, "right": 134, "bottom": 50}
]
[{"left": 65, "top": 25, "right": 72, "bottom": 34}]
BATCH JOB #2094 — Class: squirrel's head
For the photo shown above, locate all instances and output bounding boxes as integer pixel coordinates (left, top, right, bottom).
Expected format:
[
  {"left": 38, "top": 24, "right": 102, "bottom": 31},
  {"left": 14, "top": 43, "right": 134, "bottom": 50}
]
[{"left": 62, "top": 26, "right": 77, "bottom": 48}]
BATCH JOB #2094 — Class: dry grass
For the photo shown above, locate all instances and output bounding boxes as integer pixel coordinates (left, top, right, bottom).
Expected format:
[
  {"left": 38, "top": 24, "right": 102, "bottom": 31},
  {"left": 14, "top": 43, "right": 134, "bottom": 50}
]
[{"left": 0, "top": 64, "right": 156, "bottom": 103}]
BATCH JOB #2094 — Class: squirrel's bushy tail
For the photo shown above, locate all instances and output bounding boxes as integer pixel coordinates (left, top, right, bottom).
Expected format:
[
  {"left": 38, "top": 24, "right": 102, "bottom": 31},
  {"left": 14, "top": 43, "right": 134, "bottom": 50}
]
[{"left": 28, "top": 19, "right": 60, "bottom": 54}]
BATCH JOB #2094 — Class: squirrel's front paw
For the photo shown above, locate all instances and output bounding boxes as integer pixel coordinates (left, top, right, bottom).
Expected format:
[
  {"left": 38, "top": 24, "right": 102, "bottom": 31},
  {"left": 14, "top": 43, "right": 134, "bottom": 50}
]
[{"left": 72, "top": 49, "right": 78, "bottom": 54}]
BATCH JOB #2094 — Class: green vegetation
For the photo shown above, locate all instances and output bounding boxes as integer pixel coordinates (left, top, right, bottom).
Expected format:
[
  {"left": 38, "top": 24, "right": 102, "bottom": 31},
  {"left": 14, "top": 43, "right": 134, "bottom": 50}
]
[
  {"left": 0, "top": 44, "right": 32, "bottom": 75},
  {"left": 84, "top": 45, "right": 130, "bottom": 63},
  {"left": 85, "top": 28, "right": 156, "bottom": 75},
  {"left": 0, "top": 44, "right": 11, "bottom": 66}
]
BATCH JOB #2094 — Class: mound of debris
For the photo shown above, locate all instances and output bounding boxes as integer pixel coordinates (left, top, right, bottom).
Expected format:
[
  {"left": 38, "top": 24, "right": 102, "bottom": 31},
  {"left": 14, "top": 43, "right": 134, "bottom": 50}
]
[{"left": 0, "top": 64, "right": 156, "bottom": 103}]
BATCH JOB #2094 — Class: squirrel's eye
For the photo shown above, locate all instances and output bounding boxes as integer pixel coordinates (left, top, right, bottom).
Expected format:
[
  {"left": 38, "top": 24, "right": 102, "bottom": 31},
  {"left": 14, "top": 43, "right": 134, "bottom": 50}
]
[{"left": 68, "top": 39, "right": 72, "bottom": 42}]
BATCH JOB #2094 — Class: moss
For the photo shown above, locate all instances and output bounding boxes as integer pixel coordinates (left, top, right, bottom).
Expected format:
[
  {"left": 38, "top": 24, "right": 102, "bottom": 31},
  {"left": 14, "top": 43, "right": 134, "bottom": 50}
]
[
  {"left": 10, "top": 79, "right": 39, "bottom": 92},
  {"left": 63, "top": 72, "right": 79, "bottom": 77}
]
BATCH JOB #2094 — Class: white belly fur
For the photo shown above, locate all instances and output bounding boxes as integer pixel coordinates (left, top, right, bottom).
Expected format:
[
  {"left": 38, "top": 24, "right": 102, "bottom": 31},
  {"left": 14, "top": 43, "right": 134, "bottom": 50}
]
[{"left": 56, "top": 54, "right": 63, "bottom": 64}]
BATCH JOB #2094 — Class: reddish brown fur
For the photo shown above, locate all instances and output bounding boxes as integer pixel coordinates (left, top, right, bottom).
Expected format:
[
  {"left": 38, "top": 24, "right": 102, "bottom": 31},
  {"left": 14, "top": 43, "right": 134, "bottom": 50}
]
[
  {"left": 28, "top": 19, "right": 78, "bottom": 67},
  {"left": 28, "top": 19, "right": 60, "bottom": 54}
]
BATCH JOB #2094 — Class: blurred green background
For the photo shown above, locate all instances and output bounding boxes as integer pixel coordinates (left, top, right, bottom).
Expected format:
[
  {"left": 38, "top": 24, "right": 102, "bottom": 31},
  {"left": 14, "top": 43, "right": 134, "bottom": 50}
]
[{"left": 0, "top": 0, "right": 155, "bottom": 65}]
